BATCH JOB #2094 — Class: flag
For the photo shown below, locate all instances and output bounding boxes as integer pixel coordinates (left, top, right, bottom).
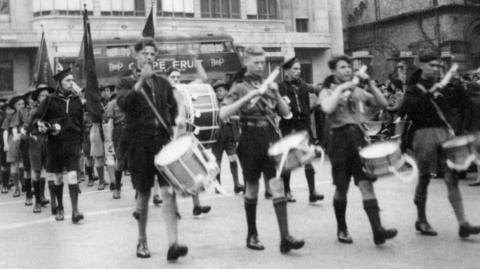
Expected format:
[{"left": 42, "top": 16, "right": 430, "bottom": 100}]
[
  {"left": 83, "top": 6, "right": 104, "bottom": 123},
  {"left": 142, "top": 7, "right": 155, "bottom": 38},
  {"left": 32, "top": 31, "right": 55, "bottom": 89}
]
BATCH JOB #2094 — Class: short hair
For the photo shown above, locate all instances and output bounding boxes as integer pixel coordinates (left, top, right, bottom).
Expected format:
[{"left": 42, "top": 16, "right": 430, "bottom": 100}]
[
  {"left": 328, "top": 55, "right": 352, "bottom": 70},
  {"left": 134, "top": 37, "right": 157, "bottom": 53},
  {"left": 243, "top": 46, "right": 265, "bottom": 60},
  {"left": 166, "top": 67, "right": 181, "bottom": 76}
]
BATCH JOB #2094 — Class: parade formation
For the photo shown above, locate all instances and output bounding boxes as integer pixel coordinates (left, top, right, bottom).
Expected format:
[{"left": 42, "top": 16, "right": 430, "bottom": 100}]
[{"left": 2, "top": 2, "right": 480, "bottom": 268}]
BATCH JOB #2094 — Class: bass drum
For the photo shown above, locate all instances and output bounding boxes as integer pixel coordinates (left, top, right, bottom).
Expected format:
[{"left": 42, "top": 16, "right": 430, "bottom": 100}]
[{"left": 176, "top": 84, "right": 219, "bottom": 145}]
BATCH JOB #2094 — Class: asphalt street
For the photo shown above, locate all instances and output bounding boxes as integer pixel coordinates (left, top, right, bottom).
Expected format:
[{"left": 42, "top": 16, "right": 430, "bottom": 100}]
[{"left": 0, "top": 157, "right": 479, "bottom": 269}]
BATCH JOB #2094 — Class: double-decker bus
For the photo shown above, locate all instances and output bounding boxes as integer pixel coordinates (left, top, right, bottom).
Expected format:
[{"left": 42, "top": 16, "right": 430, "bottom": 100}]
[{"left": 55, "top": 33, "right": 242, "bottom": 87}]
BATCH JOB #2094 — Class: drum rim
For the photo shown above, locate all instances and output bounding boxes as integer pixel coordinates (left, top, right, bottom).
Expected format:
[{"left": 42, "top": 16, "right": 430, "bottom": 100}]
[
  {"left": 155, "top": 135, "right": 195, "bottom": 165},
  {"left": 442, "top": 135, "right": 477, "bottom": 148},
  {"left": 268, "top": 131, "right": 308, "bottom": 156},
  {"left": 359, "top": 141, "right": 399, "bottom": 159}
]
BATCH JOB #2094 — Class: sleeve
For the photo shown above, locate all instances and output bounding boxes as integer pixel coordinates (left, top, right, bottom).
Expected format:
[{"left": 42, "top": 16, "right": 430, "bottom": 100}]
[
  {"left": 9, "top": 111, "right": 21, "bottom": 128},
  {"left": 222, "top": 82, "right": 246, "bottom": 106},
  {"left": 116, "top": 77, "right": 144, "bottom": 117},
  {"left": 32, "top": 96, "right": 51, "bottom": 124},
  {"left": 1, "top": 114, "right": 11, "bottom": 131},
  {"left": 104, "top": 101, "right": 115, "bottom": 120},
  {"left": 166, "top": 83, "right": 179, "bottom": 126}
]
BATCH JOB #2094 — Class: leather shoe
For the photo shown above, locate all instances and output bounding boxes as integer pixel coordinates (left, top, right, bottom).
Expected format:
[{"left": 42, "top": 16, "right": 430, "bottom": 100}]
[
  {"left": 55, "top": 209, "right": 64, "bottom": 221},
  {"left": 415, "top": 221, "right": 438, "bottom": 236},
  {"left": 72, "top": 211, "right": 84, "bottom": 224},
  {"left": 246, "top": 234, "right": 265, "bottom": 250},
  {"left": 25, "top": 197, "right": 33, "bottom": 206},
  {"left": 337, "top": 230, "right": 353, "bottom": 244},
  {"left": 87, "top": 180, "right": 94, "bottom": 187},
  {"left": 459, "top": 222, "right": 480, "bottom": 238},
  {"left": 234, "top": 185, "right": 245, "bottom": 194},
  {"left": 97, "top": 182, "right": 106, "bottom": 191},
  {"left": 33, "top": 203, "right": 42, "bottom": 213},
  {"left": 1, "top": 186, "right": 7, "bottom": 193},
  {"left": 309, "top": 193, "right": 324, "bottom": 203},
  {"left": 40, "top": 197, "right": 49, "bottom": 206},
  {"left": 193, "top": 205, "right": 211, "bottom": 216},
  {"left": 112, "top": 190, "right": 121, "bottom": 199},
  {"left": 13, "top": 188, "right": 20, "bottom": 197},
  {"left": 153, "top": 194, "right": 162, "bottom": 206},
  {"left": 280, "top": 235, "right": 305, "bottom": 253},
  {"left": 264, "top": 191, "right": 272, "bottom": 199},
  {"left": 286, "top": 192, "right": 296, "bottom": 203},
  {"left": 469, "top": 181, "right": 480, "bottom": 187},
  {"left": 167, "top": 244, "right": 188, "bottom": 261},
  {"left": 136, "top": 241, "right": 151, "bottom": 258},
  {"left": 374, "top": 228, "right": 398, "bottom": 245}
]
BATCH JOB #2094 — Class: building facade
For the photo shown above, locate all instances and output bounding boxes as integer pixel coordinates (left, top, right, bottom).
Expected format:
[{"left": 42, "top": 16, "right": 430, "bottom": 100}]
[
  {"left": 0, "top": 0, "right": 343, "bottom": 94},
  {"left": 342, "top": 0, "right": 480, "bottom": 81}
]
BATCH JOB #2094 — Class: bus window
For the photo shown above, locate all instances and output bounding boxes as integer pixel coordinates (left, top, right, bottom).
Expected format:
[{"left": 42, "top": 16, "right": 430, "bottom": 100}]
[
  {"left": 177, "top": 43, "right": 193, "bottom": 55},
  {"left": 199, "top": 42, "right": 227, "bottom": 53},
  {"left": 225, "top": 41, "right": 235, "bottom": 53},
  {"left": 158, "top": 43, "right": 177, "bottom": 55},
  {"left": 105, "top": 46, "right": 131, "bottom": 57}
]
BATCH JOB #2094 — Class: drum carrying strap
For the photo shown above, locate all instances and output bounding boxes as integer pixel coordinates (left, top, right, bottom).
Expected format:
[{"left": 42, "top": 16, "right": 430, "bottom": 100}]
[
  {"left": 416, "top": 83, "right": 455, "bottom": 136},
  {"left": 139, "top": 81, "right": 173, "bottom": 139}
]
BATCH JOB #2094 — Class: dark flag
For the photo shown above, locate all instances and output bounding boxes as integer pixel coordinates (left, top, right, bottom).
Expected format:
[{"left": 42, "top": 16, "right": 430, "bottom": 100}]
[
  {"left": 142, "top": 7, "right": 155, "bottom": 38},
  {"left": 32, "top": 31, "right": 55, "bottom": 89},
  {"left": 83, "top": 5, "right": 103, "bottom": 123}
]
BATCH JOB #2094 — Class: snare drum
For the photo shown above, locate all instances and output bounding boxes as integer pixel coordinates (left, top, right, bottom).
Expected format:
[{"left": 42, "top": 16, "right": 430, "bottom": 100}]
[
  {"left": 154, "top": 135, "right": 219, "bottom": 196},
  {"left": 176, "top": 84, "right": 219, "bottom": 145},
  {"left": 359, "top": 141, "right": 418, "bottom": 183},
  {"left": 442, "top": 135, "right": 478, "bottom": 171},
  {"left": 268, "top": 131, "right": 324, "bottom": 173}
]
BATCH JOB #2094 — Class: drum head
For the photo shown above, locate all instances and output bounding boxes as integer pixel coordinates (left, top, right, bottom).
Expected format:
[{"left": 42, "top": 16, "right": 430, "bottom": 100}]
[
  {"left": 442, "top": 135, "right": 476, "bottom": 149},
  {"left": 268, "top": 132, "right": 307, "bottom": 156},
  {"left": 156, "top": 135, "right": 194, "bottom": 165},
  {"left": 360, "top": 141, "right": 398, "bottom": 159}
]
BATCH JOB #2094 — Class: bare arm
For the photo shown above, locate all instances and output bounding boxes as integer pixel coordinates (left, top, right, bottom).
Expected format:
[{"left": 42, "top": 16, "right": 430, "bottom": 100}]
[
  {"left": 366, "top": 81, "right": 388, "bottom": 108},
  {"left": 317, "top": 81, "right": 355, "bottom": 114},
  {"left": 219, "top": 90, "right": 261, "bottom": 121}
]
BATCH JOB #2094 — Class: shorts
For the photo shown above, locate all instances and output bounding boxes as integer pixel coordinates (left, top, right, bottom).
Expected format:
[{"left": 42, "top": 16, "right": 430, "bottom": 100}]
[
  {"left": 328, "top": 125, "right": 376, "bottom": 188},
  {"left": 237, "top": 125, "right": 279, "bottom": 183},
  {"left": 29, "top": 135, "right": 47, "bottom": 171},
  {"left": 19, "top": 137, "right": 30, "bottom": 171},
  {"left": 6, "top": 136, "right": 21, "bottom": 163},
  {"left": 212, "top": 124, "right": 237, "bottom": 161},
  {"left": 412, "top": 127, "right": 452, "bottom": 175},
  {"left": 46, "top": 140, "right": 81, "bottom": 173},
  {"left": 126, "top": 133, "right": 170, "bottom": 193},
  {"left": 90, "top": 124, "right": 104, "bottom": 157}
]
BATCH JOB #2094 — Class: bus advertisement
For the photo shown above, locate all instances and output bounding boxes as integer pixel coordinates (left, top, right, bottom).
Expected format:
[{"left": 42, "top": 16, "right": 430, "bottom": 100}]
[{"left": 55, "top": 33, "right": 243, "bottom": 87}]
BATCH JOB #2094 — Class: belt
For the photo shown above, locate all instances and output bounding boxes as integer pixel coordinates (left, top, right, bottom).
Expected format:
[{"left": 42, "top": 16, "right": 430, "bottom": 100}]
[{"left": 241, "top": 120, "right": 269, "bottom": 128}]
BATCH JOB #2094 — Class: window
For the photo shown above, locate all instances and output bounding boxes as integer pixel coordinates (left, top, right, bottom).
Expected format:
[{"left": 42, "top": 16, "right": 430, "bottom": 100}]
[
  {"left": 247, "top": 0, "right": 277, "bottom": 19},
  {"left": 33, "top": 0, "right": 93, "bottom": 16},
  {"left": 0, "top": 61, "right": 13, "bottom": 92},
  {"left": 100, "top": 0, "right": 144, "bottom": 16},
  {"left": 296, "top": 18, "right": 308, "bottom": 32},
  {"left": 201, "top": 0, "right": 240, "bottom": 19},
  {"left": 0, "top": 0, "right": 9, "bottom": 15},
  {"left": 157, "top": 0, "right": 194, "bottom": 17}
]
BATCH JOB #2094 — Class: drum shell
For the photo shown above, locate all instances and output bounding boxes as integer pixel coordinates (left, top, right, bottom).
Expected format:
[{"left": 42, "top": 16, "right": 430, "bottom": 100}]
[
  {"left": 442, "top": 136, "right": 476, "bottom": 167},
  {"left": 360, "top": 146, "right": 404, "bottom": 177},
  {"left": 271, "top": 149, "right": 316, "bottom": 172}
]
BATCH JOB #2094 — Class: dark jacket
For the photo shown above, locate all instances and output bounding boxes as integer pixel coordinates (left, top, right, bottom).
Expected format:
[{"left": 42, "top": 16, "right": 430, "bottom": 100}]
[
  {"left": 466, "top": 82, "right": 480, "bottom": 132},
  {"left": 279, "top": 78, "right": 316, "bottom": 134},
  {"left": 116, "top": 73, "right": 178, "bottom": 139},
  {"left": 32, "top": 89, "right": 84, "bottom": 144}
]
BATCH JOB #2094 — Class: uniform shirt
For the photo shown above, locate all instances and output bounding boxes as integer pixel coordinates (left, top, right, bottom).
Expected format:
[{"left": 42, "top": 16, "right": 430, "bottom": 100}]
[
  {"left": 116, "top": 73, "right": 178, "bottom": 137},
  {"left": 320, "top": 84, "right": 373, "bottom": 129},
  {"left": 222, "top": 74, "right": 279, "bottom": 122},
  {"left": 104, "top": 99, "right": 125, "bottom": 126},
  {"left": 278, "top": 78, "right": 316, "bottom": 133},
  {"left": 1, "top": 113, "right": 13, "bottom": 132}
]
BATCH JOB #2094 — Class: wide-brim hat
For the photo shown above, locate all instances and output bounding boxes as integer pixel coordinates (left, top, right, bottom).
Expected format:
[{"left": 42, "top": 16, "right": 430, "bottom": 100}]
[
  {"left": 33, "top": 84, "right": 55, "bottom": 101},
  {"left": 212, "top": 80, "right": 228, "bottom": 91},
  {"left": 53, "top": 67, "right": 72, "bottom": 82},
  {"left": 281, "top": 57, "right": 299, "bottom": 69},
  {"left": 8, "top": 95, "right": 25, "bottom": 109}
]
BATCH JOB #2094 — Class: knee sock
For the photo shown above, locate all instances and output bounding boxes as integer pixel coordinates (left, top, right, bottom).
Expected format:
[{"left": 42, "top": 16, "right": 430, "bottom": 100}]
[
  {"left": 68, "top": 184, "right": 80, "bottom": 213},
  {"left": 1, "top": 170, "right": 7, "bottom": 188},
  {"left": 39, "top": 178, "right": 46, "bottom": 198},
  {"left": 114, "top": 170, "right": 122, "bottom": 190},
  {"left": 85, "top": 165, "right": 94, "bottom": 181},
  {"left": 333, "top": 199, "right": 348, "bottom": 231},
  {"left": 363, "top": 199, "right": 382, "bottom": 235},
  {"left": 33, "top": 180, "right": 41, "bottom": 204},
  {"left": 136, "top": 191, "right": 150, "bottom": 243},
  {"left": 414, "top": 175, "right": 430, "bottom": 222},
  {"left": 264, "top": 177, "right": 271, "bottom": 194},
  {"left": 244, "top": 198, "right": 258, "bottom": 236},
  {"left": 25, "top": 178, "right": 32, "bottom": 198},
  {"left": 230, "top": 161, "right": 240, "bottom": 186},
  {"left": 273, "top": 197, "right": 289, "bottom": 238},
  {"left": 161, "top": 191, "right": 179, "bottom": 246},
  {"left": 55, "top": 183, "right": 64, "bottom": 211},
  {"left": 96, "top": 166, "right": 104, "bottom": 183},
  {"left": 305, "top": 166, "right": 316, "bottom": 195},
  {"left": 18, "top": 168, "right": 25, "bottom": 189},
  {"left": 283, "top": 173, "right": 291, "bottom": 194},
  {"left": 48, "top": 181, "right": 57, "bottom": 209}
]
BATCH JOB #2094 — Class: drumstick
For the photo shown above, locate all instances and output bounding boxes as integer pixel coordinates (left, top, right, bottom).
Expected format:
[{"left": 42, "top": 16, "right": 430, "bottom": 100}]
[
  {"left": 438, "top": 63, "right": 459, "bottom": 88},
  {"left": 249, "top": 67, "right": 281, "bottom": 106},
  {"left": 352, "top": 65, "right": 368, "bottom": 86}
]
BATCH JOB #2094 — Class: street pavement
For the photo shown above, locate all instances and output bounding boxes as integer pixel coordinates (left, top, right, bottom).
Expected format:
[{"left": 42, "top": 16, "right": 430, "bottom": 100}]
[{"left": 1, "top": 157, "right": 480, "bottom": 269}]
